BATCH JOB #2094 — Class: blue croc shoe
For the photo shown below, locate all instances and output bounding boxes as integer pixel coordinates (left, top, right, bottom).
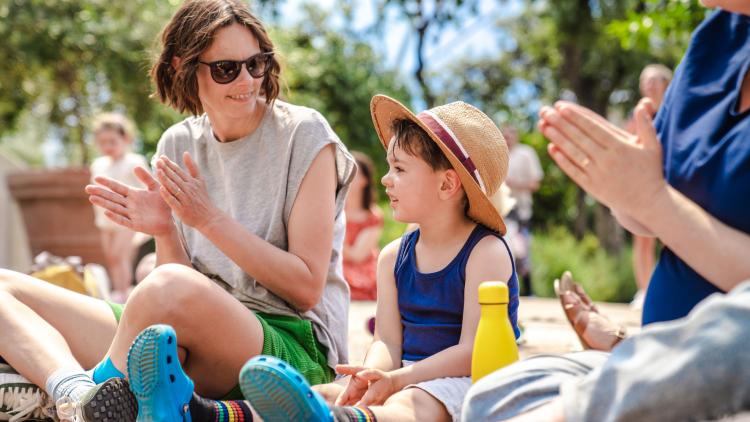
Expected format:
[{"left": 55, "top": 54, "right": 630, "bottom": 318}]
[
  {"left": 239, "top": 355, "right": 333, "bottom": 422},
  {"left": 127, "top": 324, "right": 194, "bottom": 422}
]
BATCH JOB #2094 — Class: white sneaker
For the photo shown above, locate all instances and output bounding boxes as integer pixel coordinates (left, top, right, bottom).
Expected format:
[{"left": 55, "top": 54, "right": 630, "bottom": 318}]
[
  {"left": 0, "top": 364, "right": 52, "bottom": 422},
  {"left": 56, "top": 378, "right": 137, "bottom": 422}
]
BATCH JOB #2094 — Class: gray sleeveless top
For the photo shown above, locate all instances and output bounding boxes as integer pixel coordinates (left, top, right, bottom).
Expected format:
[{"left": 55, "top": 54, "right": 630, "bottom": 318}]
[{"left": 153, "top": 100, "right": 355, "bottom": 368}]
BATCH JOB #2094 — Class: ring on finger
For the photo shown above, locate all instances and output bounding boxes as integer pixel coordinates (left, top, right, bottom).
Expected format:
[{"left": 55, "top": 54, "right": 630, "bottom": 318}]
[{"left": 580, "top": 157, "right": 591, "bottom": 168}]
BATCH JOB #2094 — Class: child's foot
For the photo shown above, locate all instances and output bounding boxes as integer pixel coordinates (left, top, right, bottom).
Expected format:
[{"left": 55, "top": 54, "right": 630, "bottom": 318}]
[
  {"left": 127, "top": 324, "right": 194, "bottom": 421},
  {"left": 239, "top": 355, "right": 333, "bottom": 422},
  {"left": 56, "top": 378, "right": 137, "bottom": 422}
]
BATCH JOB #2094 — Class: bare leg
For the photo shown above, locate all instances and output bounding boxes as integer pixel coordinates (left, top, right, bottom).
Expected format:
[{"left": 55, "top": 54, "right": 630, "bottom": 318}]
[
  {"left": 101, "top": 229, "right": 136, "bottom": 297},
  {"left": 105, "top": 264, "right": 265, "bottom": 398},
  {"left": 368, "top": 388, "right": 451, "bottom": 422},
  {"left": 0, "top": 269, "right": 118, "bottom": 388}
]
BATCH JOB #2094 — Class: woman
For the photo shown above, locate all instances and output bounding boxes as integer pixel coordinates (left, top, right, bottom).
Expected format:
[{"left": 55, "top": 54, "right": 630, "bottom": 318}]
[
  {"left": 0, "top": 0, "right": 354, "bottom": 421},
  {"left": 463, "top": 2, "right": 750, "bottom": 420}
]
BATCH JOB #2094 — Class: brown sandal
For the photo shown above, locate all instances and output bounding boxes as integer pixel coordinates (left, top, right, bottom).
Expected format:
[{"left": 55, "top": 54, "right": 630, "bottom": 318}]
[{"left": 554, "top": 271, "right": 626, "bottom": 351}]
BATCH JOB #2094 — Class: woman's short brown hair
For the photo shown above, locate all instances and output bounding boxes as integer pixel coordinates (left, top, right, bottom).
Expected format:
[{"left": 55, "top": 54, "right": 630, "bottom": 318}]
[{"left": 151, "top": 0, "right": 281, "bottom": 115}]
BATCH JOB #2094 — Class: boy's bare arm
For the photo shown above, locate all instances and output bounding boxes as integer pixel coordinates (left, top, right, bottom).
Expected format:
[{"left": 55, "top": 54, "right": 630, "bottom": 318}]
[
  {"left": 387, "top": 235, "right": 513, "bottom": 389},
  {"left": 334, "top": 238, "right": 403, "bottom": 406},
  {"left": 363, "top": 238, "right": 404, "bottom": 370}
]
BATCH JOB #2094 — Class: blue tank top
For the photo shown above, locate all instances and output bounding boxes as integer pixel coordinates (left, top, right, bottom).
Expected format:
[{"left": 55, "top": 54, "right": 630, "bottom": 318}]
[
  {"left": 395, "top": 224, "right": 520, "bottom": 361},
  {"left": 644, "top": 10, "right": 750, "bottom": 325}
]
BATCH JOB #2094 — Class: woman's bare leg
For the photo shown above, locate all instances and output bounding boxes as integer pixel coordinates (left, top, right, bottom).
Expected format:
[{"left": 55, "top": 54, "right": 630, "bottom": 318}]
[
  {"left": 0, "top": 269, "right": 118, "bottom": 388},
  {"left": 105, "top": 264, "right": 265, "bottom": 397}
]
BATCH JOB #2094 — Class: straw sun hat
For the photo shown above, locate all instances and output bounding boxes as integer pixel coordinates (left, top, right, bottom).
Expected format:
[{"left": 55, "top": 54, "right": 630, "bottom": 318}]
[{"left": 370, "top": 94, "right": 510, "bottom": 234}]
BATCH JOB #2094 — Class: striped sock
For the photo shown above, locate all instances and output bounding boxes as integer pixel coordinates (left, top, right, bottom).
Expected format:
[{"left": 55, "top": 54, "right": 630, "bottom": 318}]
[
  {"left": 331, "top": 405, "right": 377, "bottom": 422},
  {"left": 188, "top": 392, "right": 254, "bottom": 422}
]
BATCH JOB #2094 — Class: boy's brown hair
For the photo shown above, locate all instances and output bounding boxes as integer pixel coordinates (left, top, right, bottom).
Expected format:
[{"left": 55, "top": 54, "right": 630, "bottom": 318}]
[
  {"left": 390, "top": 118, "right": 452, "bottom": 171},
  {"left": 150, "top": 0, "right": 281, "bottom": 115}
]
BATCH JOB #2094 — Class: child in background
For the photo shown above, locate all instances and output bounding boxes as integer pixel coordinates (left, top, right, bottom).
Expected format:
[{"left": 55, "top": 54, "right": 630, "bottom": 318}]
[
  {"left": 89, "top": 113, "right": 148, "bottom": 302},
  {"left": 238, "top": 95, "right": 520, "bottom": 422},
  {"left": 344, "top": 151, "right": 384, "bottom": 301}
]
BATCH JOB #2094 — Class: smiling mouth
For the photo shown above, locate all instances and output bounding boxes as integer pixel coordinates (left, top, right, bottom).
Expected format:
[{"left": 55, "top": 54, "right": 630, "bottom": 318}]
[{"left": 228, "top": 93, "right": 252, "bottom": 100}]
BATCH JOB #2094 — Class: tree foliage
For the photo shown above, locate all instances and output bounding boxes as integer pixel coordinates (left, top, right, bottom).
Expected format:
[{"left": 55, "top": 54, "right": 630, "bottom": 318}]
[
  {"left": 273, "top": 5, "right": 411, "bottom": 172},
  {"left": 433, "top": 0, "right": 706, "bottom": 251},
  {"left": 354, "top": 0, "right": 481, "bottom": 106},
  {"left": 0, "top": 0, "right": 409, "bottom": 169},
  {"left": 0, "top": 0, "right": 184, "bottom": 164}
]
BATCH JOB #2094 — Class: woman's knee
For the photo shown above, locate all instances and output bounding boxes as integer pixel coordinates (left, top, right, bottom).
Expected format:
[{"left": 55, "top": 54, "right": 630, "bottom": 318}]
[{"left": 126, "top": 264, "right": 213, "bottom": 320}]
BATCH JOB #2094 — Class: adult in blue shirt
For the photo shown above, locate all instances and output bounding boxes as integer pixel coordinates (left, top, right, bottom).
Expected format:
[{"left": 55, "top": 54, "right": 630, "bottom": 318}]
[
  {"left": 462, "top": 2, "right": 750, "bottom": 421},
  {"left": 553, "top": 2, "right": 750, "bottom": 352}
]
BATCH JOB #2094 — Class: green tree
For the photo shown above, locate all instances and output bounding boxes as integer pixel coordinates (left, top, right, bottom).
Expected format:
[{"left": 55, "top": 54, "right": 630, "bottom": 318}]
[
  {"left": 272, "top": 5, "right": 411, "bottom": 173},
  {"left": 0, "top": 0, "right": 403, "bottom": 168},
  {"left": 353, "top": 0, "right": 481, "bottom": 106},
  {"left": 0, "top": 0, "right": 185, "bottom": 164},
  {"left": 436, "top": 0, "right": 705, "bottom": 253}
]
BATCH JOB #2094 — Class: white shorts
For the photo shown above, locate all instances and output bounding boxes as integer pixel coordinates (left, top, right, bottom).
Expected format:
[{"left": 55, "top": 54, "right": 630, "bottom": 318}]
[{"left": 402, "top": 360, "right": 472, "bottom": 421}]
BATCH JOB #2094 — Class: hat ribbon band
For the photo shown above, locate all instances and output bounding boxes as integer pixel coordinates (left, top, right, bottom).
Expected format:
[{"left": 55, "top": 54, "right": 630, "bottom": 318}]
[{"left": 417, "top": 111, "right": 487, "bottom": 194}]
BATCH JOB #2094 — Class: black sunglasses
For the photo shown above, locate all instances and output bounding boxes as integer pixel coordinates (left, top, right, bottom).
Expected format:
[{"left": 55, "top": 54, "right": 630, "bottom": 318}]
[{"left": 198, "top": 51, "right": 274, "bottom": 84}]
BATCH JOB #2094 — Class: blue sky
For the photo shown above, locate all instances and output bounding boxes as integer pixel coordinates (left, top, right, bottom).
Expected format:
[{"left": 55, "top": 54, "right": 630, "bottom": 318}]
[{"left": 273, "top": 0, "right": 524, "bottom": 106}]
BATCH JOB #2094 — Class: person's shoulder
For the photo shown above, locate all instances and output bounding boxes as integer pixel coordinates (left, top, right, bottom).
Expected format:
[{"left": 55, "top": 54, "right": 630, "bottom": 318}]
[
  {"left": 159, "top": 115, "right": 207, "bottom": 145},
  {"left": 272, "top": 100, "right": 334, "bottom": 135},
  {"left": 466, "top": 228, "right": 512, "bottom": 276},
  {"left": 377, "top": 236, "right": 403, "bottom": 269}
]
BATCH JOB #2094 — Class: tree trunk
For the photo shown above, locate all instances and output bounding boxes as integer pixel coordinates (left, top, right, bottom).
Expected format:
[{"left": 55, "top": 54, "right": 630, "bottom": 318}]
[{"left": 414, "top": 20, "right": 435, "bottom": 107}]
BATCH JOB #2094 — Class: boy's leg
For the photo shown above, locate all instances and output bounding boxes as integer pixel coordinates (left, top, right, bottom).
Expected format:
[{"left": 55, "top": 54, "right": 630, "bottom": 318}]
[
  {"left": 239, "top": 355, "right": 454, "bottom": 422},
  {"left": 363, "top": 388, "right": 451, "bottom": 422}
]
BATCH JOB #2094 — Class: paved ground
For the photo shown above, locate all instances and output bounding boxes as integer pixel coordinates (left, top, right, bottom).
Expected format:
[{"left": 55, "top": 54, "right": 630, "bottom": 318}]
[{"left": 347, "top": 297, "right": 641, "bottom": 363}]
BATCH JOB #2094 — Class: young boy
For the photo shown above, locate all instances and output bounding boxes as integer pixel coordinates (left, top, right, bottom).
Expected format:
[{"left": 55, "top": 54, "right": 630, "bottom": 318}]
[{"left": 238, "top": 95, "right": 520, "bottom": 422}]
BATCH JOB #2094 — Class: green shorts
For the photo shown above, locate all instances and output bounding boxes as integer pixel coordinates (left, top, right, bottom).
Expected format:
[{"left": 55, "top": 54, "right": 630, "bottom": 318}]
[
  {"left": 103, "top": 301, "right": 334, "bottom": 400},
  {"left": 106, "top": 300, "right": 124, "bottom": 323}
]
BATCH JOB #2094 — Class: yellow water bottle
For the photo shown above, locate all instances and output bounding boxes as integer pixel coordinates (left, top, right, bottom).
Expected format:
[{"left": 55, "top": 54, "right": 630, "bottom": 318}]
[{"left": 471, "top": 281, "right": 519, "bottom": 383}]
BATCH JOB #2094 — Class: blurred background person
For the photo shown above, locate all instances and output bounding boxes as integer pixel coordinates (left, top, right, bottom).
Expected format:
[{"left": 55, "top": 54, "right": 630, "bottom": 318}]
[
  {"left": 503, "top": 125, "right": 543, "bottom": 296},
  {"left": 343, "top": 151, "right": 383, "bottom": 301},
  {"left": 89, "top": 112, "right": 148, "bottom": 303},
  {"left": 627, "top": 64, "right": 673, "bottom": 309}
]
